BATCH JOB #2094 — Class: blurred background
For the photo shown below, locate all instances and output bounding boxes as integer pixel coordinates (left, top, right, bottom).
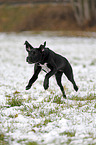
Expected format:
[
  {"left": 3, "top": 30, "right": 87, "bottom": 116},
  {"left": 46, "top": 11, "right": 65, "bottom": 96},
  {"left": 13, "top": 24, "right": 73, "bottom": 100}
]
[
  {"left": 0, "top": 1, "right": 96, "bottom": 145},
  {"left": 0, "top": 0, "right": 96, "bottom": 34}
]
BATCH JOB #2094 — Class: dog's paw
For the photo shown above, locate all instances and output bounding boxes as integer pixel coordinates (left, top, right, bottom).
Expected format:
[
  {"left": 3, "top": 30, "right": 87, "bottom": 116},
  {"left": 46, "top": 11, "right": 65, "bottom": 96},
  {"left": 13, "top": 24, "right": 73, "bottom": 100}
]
[
  {"left": 63, "top": 94, "right": 66, "bottom": 98},
  {"left": 26, "top": 85, "right": 31, "bottom": 90},
  {"left": 44, "top": 83, "right": 49, "bottom": 90},
  {"left": 43, "top": 79, "right": 49, "bottom": 90},
  {"left": 74, "top": 85, "right": 78, "bottom": 92}
]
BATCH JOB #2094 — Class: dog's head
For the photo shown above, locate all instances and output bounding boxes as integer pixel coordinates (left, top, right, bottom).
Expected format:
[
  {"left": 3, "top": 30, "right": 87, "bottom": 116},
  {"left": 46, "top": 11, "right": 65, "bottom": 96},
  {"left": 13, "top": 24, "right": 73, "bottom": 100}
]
[{"left": 24, "top": 41, "right": 46, "bottom": 64}]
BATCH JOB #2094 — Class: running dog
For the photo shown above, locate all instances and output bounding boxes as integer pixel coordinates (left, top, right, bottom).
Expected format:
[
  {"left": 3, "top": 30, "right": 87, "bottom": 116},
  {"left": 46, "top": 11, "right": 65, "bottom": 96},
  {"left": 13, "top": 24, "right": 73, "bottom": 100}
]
[{"left": 24, "top": 41, "right": 78, "bottom": 98}]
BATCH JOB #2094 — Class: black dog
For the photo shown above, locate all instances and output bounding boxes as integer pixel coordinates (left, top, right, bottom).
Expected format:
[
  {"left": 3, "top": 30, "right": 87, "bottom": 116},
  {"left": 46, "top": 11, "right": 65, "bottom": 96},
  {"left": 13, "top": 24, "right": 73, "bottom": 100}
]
[{"left": 24, "top": 41, "right": 78, "bottom": 98}]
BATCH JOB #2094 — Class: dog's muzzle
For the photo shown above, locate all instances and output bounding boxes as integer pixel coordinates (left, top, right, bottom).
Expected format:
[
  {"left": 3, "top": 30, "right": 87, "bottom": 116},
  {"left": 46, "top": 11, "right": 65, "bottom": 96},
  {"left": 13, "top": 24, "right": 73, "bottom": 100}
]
[{"left": 26, "top": 57, "right": 32, "bottom": 64}]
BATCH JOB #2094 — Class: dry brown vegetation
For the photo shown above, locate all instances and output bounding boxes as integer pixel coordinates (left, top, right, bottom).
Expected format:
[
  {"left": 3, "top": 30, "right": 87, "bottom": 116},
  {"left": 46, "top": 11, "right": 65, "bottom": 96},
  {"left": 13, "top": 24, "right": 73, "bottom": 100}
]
[{"left": 0, "top": 4, "right": 96, "bottom": 32}]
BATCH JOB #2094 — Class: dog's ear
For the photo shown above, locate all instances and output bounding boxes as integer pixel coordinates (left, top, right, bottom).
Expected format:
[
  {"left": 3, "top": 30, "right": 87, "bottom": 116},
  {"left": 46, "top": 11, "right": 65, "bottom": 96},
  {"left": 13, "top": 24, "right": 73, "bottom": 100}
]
[
  {"left": 44, "top": 41, "right": 46, "bottom": 47},
  {"left": 24, "top": 41, "right": 33, "bottom": 52},
  {"left": 39, "top": 41, "right": 46, "bottom": 52},
  {"left": 39, "top": 44, "right": 45, "bottom": 52},
  {"left": 39, "top": 45, "right": 45, "bottom": 52}
]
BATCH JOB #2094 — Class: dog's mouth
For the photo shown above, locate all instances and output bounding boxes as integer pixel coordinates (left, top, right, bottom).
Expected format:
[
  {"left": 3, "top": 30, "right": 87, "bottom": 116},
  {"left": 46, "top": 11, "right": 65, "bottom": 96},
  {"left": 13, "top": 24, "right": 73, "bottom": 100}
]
[{"left": 26, "top": 57, "right": 33, "bottom": 64}]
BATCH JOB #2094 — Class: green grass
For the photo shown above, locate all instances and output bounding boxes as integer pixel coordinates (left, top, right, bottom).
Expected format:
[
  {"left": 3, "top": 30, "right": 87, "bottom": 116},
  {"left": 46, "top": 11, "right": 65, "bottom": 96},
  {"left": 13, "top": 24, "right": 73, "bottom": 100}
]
[
  {"left": 8, "top": 114, "right": 18, "bottom": 118},
  {"left": 3, "top": 90, "right": 96, "bottom": 144},
  {"left": 70, "top": 93, "right": 96, "bottom": 101},
  {"left": 17, "top": 139, "right": 38, "bottom": 145},
  {"left": 60, "top": 130, "right": 76, "bottom": 137},
  {"left": 26, "top": 142, "right": 38, "bottom": 145},
  {"left": 53, "top": 95, "right": 64, "bottom": 104},
  {"left": 43, "top": 95, "right": 53, "bottom": 102},
  {"left": 90, "top": 59, "right": 96, "bottom": 66},
  {"left": 43, "top": 94, "right": 64, "bottom": 104},
  {"left": 6, "top": 91, "right": 24, "bottom": 107},
  {"left": 94, "top": 103, "right": 96, "bottom": 108},
  {"left": 0, "top": 133, "right": 9, "bottom": 145}
]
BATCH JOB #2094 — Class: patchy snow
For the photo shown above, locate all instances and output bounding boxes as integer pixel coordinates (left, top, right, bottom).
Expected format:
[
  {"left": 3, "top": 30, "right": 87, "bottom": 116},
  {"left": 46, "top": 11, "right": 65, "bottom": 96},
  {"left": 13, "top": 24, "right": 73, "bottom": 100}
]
[{"left": 0, "top": 32, "right": 96, "bottom": 145}]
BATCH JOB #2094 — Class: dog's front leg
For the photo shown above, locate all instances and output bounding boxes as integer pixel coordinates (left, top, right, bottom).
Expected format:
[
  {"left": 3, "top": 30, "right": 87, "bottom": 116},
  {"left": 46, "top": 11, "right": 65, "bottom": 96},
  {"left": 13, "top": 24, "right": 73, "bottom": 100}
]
[
  {"left": 44, "top": 67, "right": 57, "bottom": 90},
  {"left": 26, "top": 64, "right": 41, "bottom": 90}
]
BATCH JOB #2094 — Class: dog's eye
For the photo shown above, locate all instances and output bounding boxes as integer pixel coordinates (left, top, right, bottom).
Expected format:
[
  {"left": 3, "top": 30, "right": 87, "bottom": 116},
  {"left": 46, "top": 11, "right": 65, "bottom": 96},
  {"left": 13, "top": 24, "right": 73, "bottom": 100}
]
[{"left": 32, "top": 51, "right": 35, "bottom": 55}]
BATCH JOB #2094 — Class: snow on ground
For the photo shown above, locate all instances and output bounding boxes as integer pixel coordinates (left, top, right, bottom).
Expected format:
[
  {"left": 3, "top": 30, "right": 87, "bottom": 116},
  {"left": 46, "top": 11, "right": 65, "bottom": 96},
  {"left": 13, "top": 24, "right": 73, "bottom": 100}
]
[{"left": 0, "top": 32, "right": 96, "bottom": 145}]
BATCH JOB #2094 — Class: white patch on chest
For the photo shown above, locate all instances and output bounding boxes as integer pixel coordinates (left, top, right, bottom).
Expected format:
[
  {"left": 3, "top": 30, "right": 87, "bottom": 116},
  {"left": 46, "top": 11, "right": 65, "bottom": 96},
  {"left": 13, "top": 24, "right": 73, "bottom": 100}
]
[{"left": 39, "top": 63, "right": 50, "bottom": 73}]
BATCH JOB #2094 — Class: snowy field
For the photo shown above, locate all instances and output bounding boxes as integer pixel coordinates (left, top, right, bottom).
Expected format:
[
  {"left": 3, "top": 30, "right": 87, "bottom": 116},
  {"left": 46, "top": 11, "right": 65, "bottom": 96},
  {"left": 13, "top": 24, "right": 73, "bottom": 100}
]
[{"left": 0, "top": 32, "right": 96, "bottom": 145}]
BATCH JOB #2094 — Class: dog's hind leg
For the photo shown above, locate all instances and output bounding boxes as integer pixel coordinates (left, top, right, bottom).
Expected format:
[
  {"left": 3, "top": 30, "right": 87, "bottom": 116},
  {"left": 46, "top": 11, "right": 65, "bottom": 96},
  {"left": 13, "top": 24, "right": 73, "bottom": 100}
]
[
  {"left": 55, "top": 72, "right": 66, "bottom": 98},
  {"left": 64, "top": 65, "right": 78, "bottom": 92}
]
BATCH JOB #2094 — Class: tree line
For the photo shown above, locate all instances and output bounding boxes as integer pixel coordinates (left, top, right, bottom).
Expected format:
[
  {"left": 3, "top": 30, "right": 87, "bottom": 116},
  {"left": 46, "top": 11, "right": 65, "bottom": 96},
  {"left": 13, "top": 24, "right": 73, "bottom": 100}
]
[{"left": 71, "top": 0, "right": 96, "bottom": 27}]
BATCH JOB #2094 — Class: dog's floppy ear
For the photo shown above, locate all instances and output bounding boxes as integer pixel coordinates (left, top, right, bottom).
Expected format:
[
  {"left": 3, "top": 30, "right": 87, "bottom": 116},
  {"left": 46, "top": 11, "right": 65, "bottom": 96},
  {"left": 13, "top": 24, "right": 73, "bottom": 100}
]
[{"left": 24, "top": 41, "right": 33, "bottom": 52}]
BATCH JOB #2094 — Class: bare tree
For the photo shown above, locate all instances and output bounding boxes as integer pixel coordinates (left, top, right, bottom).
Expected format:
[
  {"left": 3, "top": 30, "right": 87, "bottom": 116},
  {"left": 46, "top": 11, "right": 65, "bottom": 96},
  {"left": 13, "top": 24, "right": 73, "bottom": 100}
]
[{"left": 71, "top": 0, "right": 96, "bottom": 26}]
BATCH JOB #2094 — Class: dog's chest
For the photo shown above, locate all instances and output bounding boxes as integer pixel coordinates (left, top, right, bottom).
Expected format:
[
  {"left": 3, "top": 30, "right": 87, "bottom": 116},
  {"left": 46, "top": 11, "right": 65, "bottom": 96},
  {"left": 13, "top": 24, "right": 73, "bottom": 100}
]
[{"left": 40, "top": 63, "right": 50, "bottom": 73}]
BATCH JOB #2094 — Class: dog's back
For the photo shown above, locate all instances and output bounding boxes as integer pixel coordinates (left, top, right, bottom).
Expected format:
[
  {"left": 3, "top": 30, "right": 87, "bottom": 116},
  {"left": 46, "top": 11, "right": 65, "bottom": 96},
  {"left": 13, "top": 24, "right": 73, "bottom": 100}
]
[{"left": 44, "top": 48, "right": 70, "bottom": 71}]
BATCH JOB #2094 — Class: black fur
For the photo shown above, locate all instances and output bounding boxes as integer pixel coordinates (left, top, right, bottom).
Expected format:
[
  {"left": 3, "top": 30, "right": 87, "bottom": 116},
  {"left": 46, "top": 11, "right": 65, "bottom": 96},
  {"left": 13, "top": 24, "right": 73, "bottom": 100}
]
[{"left": 24, "top": 41, "right": 78, "bottom": 98}]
